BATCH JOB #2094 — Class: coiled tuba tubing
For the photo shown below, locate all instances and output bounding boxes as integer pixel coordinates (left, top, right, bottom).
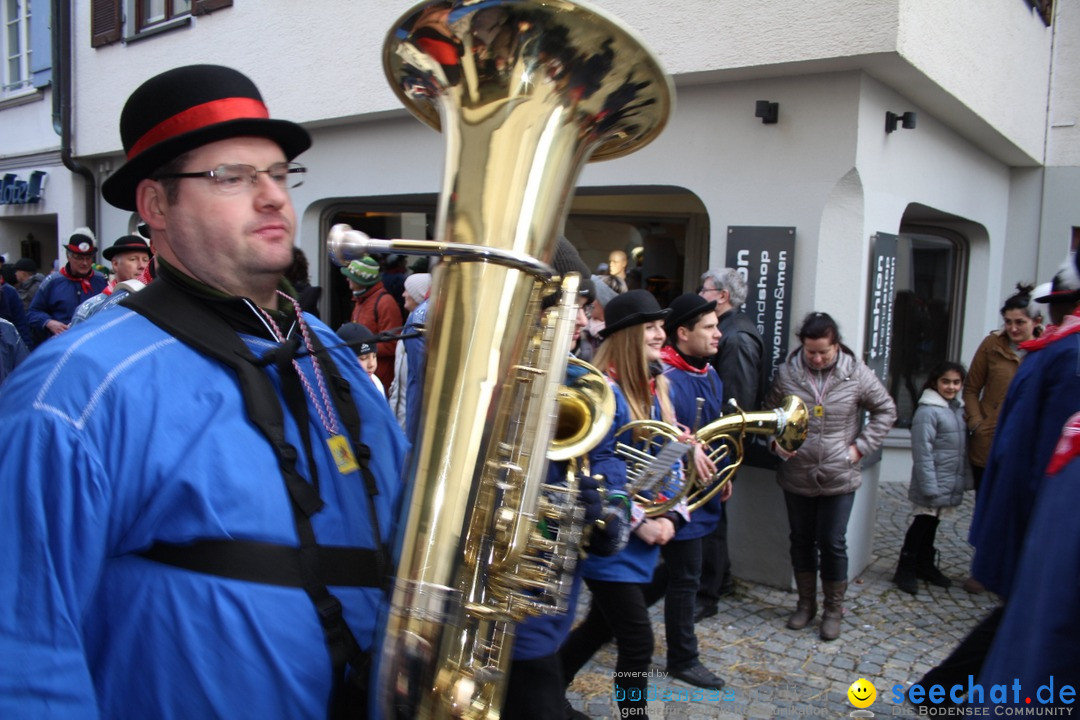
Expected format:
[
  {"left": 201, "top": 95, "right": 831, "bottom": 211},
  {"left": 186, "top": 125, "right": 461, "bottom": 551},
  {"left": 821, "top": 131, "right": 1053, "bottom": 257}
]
[{"left": 366, "top": 1, "right": 674, "bottom": 718}]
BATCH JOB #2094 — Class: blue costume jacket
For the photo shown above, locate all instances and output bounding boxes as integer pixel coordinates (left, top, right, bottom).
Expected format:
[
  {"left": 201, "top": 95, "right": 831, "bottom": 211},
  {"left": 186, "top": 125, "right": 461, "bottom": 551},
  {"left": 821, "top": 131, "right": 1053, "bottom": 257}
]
[
  {"left": 0, "top": 282, "right": 31, "bottom": 347},
  {"left": 0, "top": 317, "right": 28, "bottom": 382},
  {"left": 513, "top": 362, "right": 630, "bottom": 661},
  {"left": 0, "top": 305, "right": 406, "bottom": 719},
  {"left": 977, "top": 413, "right": 1080, "bottom": 699},
  {"left": 968, "top": 326, "right": 1080, "bottom": 601},
  {"left": 511, "top": 461, "right": 587, "bottom": 662},
  {"left": 662, "top": 350, "right": 725, "bottom": 540},
  {"left": 26, "top": 268, "right": 108, "bottom": 333},
  {"left": 580, "top": 381, "right": 681, "bottom": 584}
]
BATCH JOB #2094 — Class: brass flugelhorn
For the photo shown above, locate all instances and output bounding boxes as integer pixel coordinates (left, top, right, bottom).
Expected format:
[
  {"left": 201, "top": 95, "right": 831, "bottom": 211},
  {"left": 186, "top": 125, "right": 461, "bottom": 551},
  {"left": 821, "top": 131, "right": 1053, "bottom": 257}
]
[
  {"left": 684, "top": 395, "right": 809, "bottom": 511},
  {"left": 617, "top": 395, "right": 809, "bottom": 516},
  {"left": 356, "top": 1, "right": 673, "bottom": 717}
]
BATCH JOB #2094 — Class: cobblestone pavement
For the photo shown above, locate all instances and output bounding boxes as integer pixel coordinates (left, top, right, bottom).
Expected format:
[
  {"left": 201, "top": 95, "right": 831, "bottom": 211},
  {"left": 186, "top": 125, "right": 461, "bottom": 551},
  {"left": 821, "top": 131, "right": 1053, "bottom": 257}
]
[{"left": 564, "top": 481, "right": 999, "bottom": 719}]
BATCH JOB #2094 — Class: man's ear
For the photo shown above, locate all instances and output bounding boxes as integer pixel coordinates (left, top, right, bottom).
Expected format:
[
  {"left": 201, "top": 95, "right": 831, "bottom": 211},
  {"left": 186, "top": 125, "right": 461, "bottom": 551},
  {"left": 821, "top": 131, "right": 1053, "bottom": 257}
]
[
  {"left": 677, "top": 324, "right": 691, "bottom": 344},
  {"left": 135, "top": 179, "right": 167, "bottom": 231}
]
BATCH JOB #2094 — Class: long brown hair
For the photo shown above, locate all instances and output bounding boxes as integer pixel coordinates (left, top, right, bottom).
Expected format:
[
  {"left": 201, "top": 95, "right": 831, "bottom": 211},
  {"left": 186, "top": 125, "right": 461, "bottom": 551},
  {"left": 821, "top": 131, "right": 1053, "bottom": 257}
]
[{"left": 594, "top": 322, "right": 675, "bottom": 424}]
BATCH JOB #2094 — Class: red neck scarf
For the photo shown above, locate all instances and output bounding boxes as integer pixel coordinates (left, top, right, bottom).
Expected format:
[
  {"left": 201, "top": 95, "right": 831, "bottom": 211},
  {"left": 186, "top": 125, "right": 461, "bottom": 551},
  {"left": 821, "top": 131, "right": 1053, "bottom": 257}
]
[
  {"left": 1019, "top": 308, "right": 1080, "bottom": 353},
  {"left": 1047, "top": 412, "right": 1080, "bottom": 476},
  {"left": 60, "top": 264, "right": 94, "bottom": 294},
  {"left": 660, "top": 345, "right": 709, "bottom": 375}
]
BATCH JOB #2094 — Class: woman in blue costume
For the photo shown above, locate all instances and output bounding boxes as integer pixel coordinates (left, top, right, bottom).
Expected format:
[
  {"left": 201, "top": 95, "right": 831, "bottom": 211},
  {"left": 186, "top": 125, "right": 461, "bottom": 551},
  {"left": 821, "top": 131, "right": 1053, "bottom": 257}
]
[
  {"left": 504, "top": 264, "right": 631, "bottom": 720},
  {"left": 559, "top": 289, "right": 689, "bottom": 720}
]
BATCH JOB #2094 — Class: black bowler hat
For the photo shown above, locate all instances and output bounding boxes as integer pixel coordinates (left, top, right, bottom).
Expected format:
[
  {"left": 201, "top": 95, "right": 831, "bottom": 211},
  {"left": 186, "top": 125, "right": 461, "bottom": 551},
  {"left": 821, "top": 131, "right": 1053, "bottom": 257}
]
[
  {"left": 664, "top": 293, "right": 717, "bottom": 337},
  {"left": 600, "top": 289, "right": 669, "bottom": 338},
  {"left": 101, "top": 64, "right": 312, "bottom": 211},
  {"left": 103, "top": 235, "right": 153, "bottom": 261}
]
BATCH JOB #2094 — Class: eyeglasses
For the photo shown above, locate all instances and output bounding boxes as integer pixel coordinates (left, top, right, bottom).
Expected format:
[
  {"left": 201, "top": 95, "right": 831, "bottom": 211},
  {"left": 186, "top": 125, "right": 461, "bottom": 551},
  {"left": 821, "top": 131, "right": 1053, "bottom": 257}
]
[
  {"left": 698, "top": 284, "right": 723, "bottom": 295},
  {"left": 155, "top": 162, "right": 306, "bottom": 193}
]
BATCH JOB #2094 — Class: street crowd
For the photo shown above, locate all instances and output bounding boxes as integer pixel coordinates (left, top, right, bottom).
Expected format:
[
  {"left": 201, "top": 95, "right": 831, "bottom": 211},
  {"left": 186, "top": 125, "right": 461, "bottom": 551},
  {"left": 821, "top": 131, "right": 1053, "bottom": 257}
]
[{"left": 0, "top": 63, "right": 1077, "bottom": 720}]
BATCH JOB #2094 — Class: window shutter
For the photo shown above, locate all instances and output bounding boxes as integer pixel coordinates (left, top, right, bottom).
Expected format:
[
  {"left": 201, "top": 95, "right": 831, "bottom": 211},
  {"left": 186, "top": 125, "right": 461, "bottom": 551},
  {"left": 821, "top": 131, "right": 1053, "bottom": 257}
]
[
  {"left": 30, "top": 0, "right": 53, "bottom": 87},
  {"left": 192, "top": 0, "right": 233, "bottom": 17},
  {"left": 91, "top": 0, "right": 123, "bottom": 48}
]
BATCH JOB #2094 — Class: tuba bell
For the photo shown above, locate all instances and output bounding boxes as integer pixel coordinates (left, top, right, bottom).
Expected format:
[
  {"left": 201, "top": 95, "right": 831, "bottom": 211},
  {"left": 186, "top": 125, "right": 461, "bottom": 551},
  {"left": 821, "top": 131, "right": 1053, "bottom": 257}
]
[{"left": 354, "top": 1, "right": 673, "bottom": 717}]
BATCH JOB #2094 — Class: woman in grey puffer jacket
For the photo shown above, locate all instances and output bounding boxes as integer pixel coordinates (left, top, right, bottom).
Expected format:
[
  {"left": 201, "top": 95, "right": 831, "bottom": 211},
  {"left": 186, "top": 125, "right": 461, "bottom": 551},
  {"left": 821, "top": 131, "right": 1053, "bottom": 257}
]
[
  {"left": 766, "top": 312, "right": 897, "bottom": 641},
  {"left": 893, "top": 361, "right": 972, "bottom": 595}
]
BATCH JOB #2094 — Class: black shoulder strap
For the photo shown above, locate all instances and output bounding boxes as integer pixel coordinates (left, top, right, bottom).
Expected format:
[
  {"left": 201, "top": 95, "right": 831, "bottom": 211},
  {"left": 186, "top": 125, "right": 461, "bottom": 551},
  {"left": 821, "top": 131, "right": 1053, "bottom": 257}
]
[
  {"left": 139, "top": 539, "right": 383, "bottom": 587},
  {"left": 122, "top": 281, "right": 376, "bottom": 708},
  {"left": 124, "top": 281, "right": 324, "bottom": 516}
]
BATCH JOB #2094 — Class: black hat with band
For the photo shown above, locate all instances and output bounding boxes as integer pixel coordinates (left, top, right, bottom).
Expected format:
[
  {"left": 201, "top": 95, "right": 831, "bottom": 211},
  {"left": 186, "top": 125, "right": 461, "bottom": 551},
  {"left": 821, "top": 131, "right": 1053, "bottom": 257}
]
[
  {"left": 102, "top": 65, "right": 311, "bottom": 211},
  {"left": 600, "top": 289, "right": 669, "bottom": 338}
]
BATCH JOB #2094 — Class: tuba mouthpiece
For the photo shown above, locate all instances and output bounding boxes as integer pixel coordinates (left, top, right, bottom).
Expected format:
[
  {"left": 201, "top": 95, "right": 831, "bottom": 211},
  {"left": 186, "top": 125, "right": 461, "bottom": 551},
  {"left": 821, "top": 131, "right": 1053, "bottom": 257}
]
[{"left": 326, "top": 223, "right": 375, "bottom": 267}]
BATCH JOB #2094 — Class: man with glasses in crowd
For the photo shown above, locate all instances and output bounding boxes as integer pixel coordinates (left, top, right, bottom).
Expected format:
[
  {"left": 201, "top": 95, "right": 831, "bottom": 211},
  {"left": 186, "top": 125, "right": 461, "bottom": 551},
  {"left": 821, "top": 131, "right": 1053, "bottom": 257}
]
[
  {"left": 70, "top": 234, "right": 154, "bottom": 326},
  {"left": 0, "top": 65, "right": 406, "bottom": 718},
  {"left": 26, "top": 228, "right": 108, "bottom": 343}
]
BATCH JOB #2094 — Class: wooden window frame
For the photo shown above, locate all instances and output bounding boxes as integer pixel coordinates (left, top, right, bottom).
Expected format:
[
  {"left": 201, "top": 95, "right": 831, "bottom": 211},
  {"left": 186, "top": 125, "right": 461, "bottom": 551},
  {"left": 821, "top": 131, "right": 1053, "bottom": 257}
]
[
  {"left": 90, "top": 0, "right": 231, "bottom": 48},
  {"left": 3, "top": 0, "right": 32, "bottom": 92}
]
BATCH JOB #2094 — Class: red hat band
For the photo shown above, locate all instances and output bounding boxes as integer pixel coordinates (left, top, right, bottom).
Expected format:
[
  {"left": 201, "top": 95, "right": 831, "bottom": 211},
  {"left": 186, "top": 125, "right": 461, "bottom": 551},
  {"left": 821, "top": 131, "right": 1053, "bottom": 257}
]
[{"left": 127, "top": 96, "right": 270, "bottom": 160}]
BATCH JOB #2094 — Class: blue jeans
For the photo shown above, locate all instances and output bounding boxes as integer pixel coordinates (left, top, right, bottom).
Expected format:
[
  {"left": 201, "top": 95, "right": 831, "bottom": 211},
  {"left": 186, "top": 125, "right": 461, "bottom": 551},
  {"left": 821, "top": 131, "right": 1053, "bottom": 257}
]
[{"left": 782, "top": 490, "right": 855, "bottom": 582}]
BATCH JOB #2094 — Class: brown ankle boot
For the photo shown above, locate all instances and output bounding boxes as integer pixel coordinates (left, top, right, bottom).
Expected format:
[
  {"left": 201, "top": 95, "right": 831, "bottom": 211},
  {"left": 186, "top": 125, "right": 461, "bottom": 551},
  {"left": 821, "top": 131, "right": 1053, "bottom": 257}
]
[
  {"left": 786, "top": 572, "right": 818, "bottom": 630},
  {"left": 820, "top": 580, "right": 847, "bottom": 641}
]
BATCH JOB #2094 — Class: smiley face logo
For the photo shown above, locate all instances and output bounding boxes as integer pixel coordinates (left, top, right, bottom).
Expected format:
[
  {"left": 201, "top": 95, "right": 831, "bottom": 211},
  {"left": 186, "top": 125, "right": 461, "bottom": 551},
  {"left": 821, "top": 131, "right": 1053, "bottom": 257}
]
[{"left": 847, "top": 678, "right": 876, "bottom": 708}]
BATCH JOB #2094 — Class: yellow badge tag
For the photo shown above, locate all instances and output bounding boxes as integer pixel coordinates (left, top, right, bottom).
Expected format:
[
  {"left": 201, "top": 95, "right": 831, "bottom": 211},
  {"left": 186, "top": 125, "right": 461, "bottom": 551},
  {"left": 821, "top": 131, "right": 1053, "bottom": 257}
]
[
  {"left": 327, "top": 434, "right": 359, "bottom": 474},
  {"left": 813, "top": 404, "right": 825, "bottom": 417}
]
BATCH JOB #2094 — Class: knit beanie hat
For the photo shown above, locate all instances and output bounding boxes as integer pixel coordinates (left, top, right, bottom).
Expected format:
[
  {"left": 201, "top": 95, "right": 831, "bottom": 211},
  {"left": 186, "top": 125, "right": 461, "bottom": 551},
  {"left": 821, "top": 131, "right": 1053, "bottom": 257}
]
[
  {"left": 341, "top": 256, "right": 380, "bottom": 287},
  {"left": 552, "top": 236, "right": 591, "bottom": 279},
  {"left": 547, "top": 236, "right": 597, "bottom": 305},
  {"left": 590, "top": 274, "right": 618, "bottom": 308},
  {"left": 404, "top": 272, "right": 432, "bottom": 305},
  {"left": 336, "top": 323, "right": 377, "bottom": 356}
]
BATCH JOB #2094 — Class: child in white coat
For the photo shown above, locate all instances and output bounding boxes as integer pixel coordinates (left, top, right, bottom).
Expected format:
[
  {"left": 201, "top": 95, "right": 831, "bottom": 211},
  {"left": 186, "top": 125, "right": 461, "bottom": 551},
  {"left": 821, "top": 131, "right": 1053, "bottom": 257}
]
[{"left": 894, "top": 361, "right": 972, "bottom": 595}]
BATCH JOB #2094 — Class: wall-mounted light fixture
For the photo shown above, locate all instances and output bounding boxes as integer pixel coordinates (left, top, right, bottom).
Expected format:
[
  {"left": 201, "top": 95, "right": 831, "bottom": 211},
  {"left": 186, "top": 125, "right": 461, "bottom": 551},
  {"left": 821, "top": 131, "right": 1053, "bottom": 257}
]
[
  {"left": 755, "top": 100, "right": 779, "bottom": 125},
  {"left": 885, "top": 111, "right": 917, "bottom": 133}
]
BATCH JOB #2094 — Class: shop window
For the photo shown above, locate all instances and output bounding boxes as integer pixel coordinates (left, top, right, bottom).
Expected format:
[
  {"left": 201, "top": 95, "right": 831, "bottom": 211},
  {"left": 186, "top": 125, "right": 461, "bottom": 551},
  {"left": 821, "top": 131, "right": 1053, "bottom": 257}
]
[
  {"left": 320, "top": 194, "right": 702, "bottom": 332},
  {"left": 887, "top": 232, "right": 966, "bottom": 428}
]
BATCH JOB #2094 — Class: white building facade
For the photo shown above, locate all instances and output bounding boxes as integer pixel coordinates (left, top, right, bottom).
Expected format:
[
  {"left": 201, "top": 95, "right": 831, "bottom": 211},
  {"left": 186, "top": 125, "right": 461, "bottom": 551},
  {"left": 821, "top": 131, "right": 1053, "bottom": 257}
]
[
  {"left": 36, "top": 0, "right": 1080, "bottom": 585},
  {"left": 0, "top": 0, "right": 85, "bottom": 275}
]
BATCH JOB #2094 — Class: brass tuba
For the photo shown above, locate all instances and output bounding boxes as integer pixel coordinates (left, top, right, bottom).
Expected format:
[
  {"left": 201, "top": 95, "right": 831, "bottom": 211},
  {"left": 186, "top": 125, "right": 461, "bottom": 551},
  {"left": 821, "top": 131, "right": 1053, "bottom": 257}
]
[
  {"left": 348, "top": 1, "right": 674, "bottom": 717},
  {"left": 617, "top": 395, "right": 809, "bottom": 516}
]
